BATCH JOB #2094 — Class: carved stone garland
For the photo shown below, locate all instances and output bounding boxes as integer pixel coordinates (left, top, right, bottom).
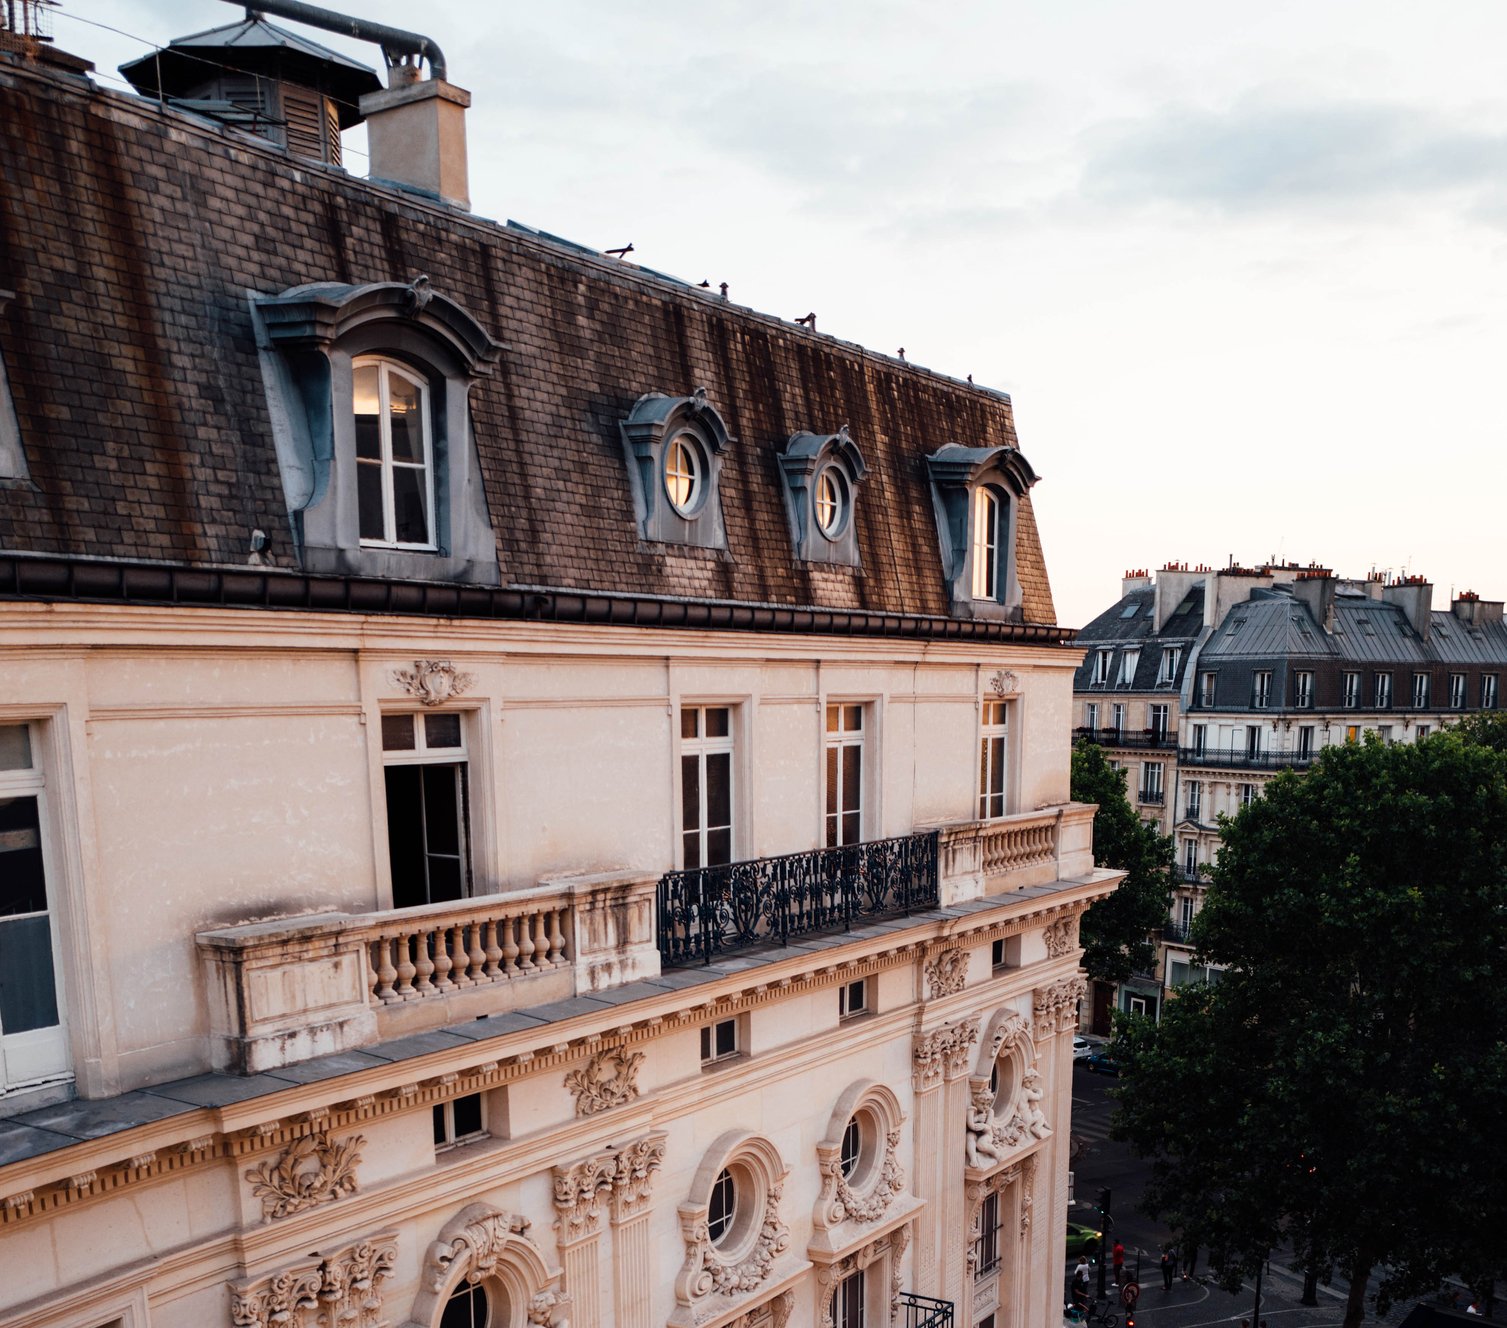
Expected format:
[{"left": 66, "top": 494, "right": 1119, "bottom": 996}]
[
  {"left": 391, "top": 659, "right": 475, "bottom": 707},
  {"left": 923, "top": 946, "right": 968, "bottom": 999},
  {"left": 1032, "top": 976, "right": 1087, "bottom": 1040},
  {"left": 677, "top": 1177, "right": 791, "bottom": 1306},
  {"left": 1042, "top": 915, "right": 1076, "bottom": 959},
  {"left": 815, "top": 1124, "right": 904, "bottom": 1228},
  {"left": 244, "top": 1130, "right": 364, "bottom": 1221},
  {"left": 231, "top": 1230, "right": 398, "bottom": 1328},
  {"left": 564, "top": 1043, "right": 644, "bottom": 1116},
  {"left": 911, "top": 1016, "right": 980, "bottom": 1092}
]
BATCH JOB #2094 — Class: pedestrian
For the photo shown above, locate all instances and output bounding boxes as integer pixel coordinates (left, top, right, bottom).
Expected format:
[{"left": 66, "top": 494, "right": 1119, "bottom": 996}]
[
  {"left": 1113, "top": 1240, "right": 1125, "bottom": 1286},
  {"left": 1466, "top": 1304, "right": 1481, "bottom": 1317},
  {"left": 1072, "top": 1257, "right": 1092, "bottom": 1309},
  {"left": 1160, "top": 1245, "right": 1176, "bottom": 1291}
]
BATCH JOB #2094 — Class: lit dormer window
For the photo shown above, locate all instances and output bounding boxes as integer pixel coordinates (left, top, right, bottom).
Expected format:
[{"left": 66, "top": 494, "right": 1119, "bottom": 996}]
[
  {"left": 620, "top": 387, "right": 732, "bottom": 550},
  {"left": 926, "top": 444, "right": 1039, "bottom": 619},
  {"left": 354, "top": 357, "right": 435, "bottom": 548},
  {"left": 779, "top": 426, "right": 867, "bottom": 566}
]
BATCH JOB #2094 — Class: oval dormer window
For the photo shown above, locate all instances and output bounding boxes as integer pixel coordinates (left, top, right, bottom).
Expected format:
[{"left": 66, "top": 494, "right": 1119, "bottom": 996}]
[
  {"left": 664, "top": 433, "right": 705, "bottom": 517},
  {"left": 815, "top": 467, "right": 849, "bottom": 539}
]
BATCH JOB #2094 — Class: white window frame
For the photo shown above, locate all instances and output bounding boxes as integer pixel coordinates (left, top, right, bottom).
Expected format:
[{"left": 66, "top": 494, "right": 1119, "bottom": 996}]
[
  {"left": 1085, "top": 702, "right": 1099, "bottom": 730},
  {"left": 1485, "top": 674, "right": 1500, "bottom": 710},
  {"left": 1190, "top": 722, "right": 1207, "bottom": 755},
  {"left": 1141, "top": 761, "right": 1163, "bottom": 801},
  {"left": 1342, "top": 671, "right": 1361, "bottom": 708},
  {"left": 433, "top": 1092, "right": 489, "bottom": 1152},
  {"left": 700, "top": 1016, "right": 742, "bottom": 1065},
  {"left": 0, "top": 721, "right": 71, "bottom": 1095},
  {"left": 978, "top": 698, "right": 1011, "bottom": 821},
  {"left": 379, "top": 710, "right": 473, "bottom": 910},
  {"left": 824, "top": 702, "right": 866, "bottom": 848},
  {"left": 833, "top": 1267, "right": 867, "bottom": 1328},
  {"left": 971, "top": 487, "right": 1001, "bottom": 601},
  {"left": 1118, "top": 649, "right": 1140, "bottom": 687},
  {"left": 1198, "top": 671, "right": 1216, "bottom": 706},
  {"left": 1297, "top": 725, "right": 1315, "bottom": 759},
  {"left": 353, "top": 356, "right": 437, "bottom": 550},
  {"left": 1181, "top": 838, "right": 1198, "bottom": 878},
  {"left": 1375, "top": 673, "right": 1393, "bottom": 709},
  {"left": 1093, "top": 650, "right": 1111, "bottom": 686},
  {"left": 1149, "top": 703, "right": 1169, "bottom": 740},
  {"left": 1450, "top": 673, "right": 1467, "bottom": 709},
  {"left": 1240, "top": 782, "right": 1256, "bottom": 809},
  {"left": 1294, "top": 671, "right": 1314, "bottom": 708},
  {"left": 1157, "top": 646, "right": 1180, "bottom": 686},
  {"left": 1185, "top": 779, "right": 1201, "bottom": 819},
  {"left": 838, "top": 976, "right": 869, "bottom": 1020},
  {"left": 679, "top": 704, "right": 737, "bottom": 870},
  {"left": 1251, "top": 671, "right": 1272, "bottom": 708},
  {"left": 1412, "top": 672, "right": 1430, "bottom": 709}
]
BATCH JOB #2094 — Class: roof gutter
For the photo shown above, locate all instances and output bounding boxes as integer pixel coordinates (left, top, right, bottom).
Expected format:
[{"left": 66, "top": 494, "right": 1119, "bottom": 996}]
[
  {"left": 0, "top": 555, "right": 1077, "bottom": 646},
  {"left": 228, "top": 0, "right": 447, "bottom": 80}
]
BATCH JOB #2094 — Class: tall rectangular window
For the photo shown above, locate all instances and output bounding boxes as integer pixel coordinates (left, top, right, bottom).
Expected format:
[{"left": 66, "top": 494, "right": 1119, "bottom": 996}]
[
  {"left": 979, "top": 700, "right": 1009, "bottom": 820},
  {"left": 825, "top": 704, "right": 864, "bottom": 847},
  {"left": 1185, "top": 779, "right": 1201, "bottom": 819},
  {"left": 1190, "top": 722, "right": 1207, "bottom": 755},
  {"left": 1182, "top": 839, "right": 1198, "bottom": 878},
  {"left": 1240, "top": 782, "right": 1256, "bottom": 808},
  {"left": 1485, "top": 675, "right": 1500, "bottom": 709},
  {"left": 1110, "top": 703, "right": 1126, "bottom": 735},
  {"left": 1158, "top": 647, "right": 1181, "bottom": 686},
  {"left": 1450, "top": 673, "right": 1467, "bottom": 709},
  {"left": 1198, "top": 671, "right": 1216, "bottom": 706},
  {"left": 971, "top": 488, "right": 1000, "bottom": 601},
  {"left": 1251, "top": 671, "right": 1272, "bottom": 708},
  {"left": 1084, "top": 702, "right": 1099, "bottom": 730},
  {"left": 975, "top": 1193, "right": 1001, "bottom": 1278},
  {"left": 1141, "top": 762, "right": 1163, "bottom": 802},
  {"left": 833, "top": 1269, "right": 866, "bottom": 1328},
  {"left": 682, "top": 706, "right": 734, "bottom": 869},
  {"left": 1148, "top": 704, "right": 1170, "bottom": 740},
  {"left": 1412, "top": 672, "right": 1430, "bottom": 709},
  {"left": 354, "top": 357, "right": 435, "bottom": 548},
  {"left": 1342, "top": 672, "right": 1361, "bottom": 708},
  {"left": 1294, "top": 671, "right": 1314, "bottom": 708},
  {"left": 1246, "top": 726, "right": 1262, "bottom": 758},
  {"left": 0, "top": 724, "right": 68, "bottom": 1091},
  {"left": 1118, "top": 649, "right": 1140, "bottom": 687},
  {"left": 1179, "top": 894, "right": 1196, "bottom": 933},
  {"left": 1297, "top": 725, "right": 1315, "bottom": 759},
  {"left": 1092, "top": 650, "right": 1111, "bottom": 685},
  {"left": 382, "top": 712, "right": 470, "bottom": 910},
  {"left": 1374, "top": 673, "right": 1393, "bottom": 709}
]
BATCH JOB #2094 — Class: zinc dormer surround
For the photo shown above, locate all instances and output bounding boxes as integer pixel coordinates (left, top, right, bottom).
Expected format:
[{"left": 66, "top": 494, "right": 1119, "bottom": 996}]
[{"left": 926, "top": 444, "right": 1040, "bottom": 620}]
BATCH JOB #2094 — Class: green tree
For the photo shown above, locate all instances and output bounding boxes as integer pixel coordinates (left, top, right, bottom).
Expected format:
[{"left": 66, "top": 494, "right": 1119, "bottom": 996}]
[
  {"left": 1451, "top": 708, "right": 1507, "bottom": 753},
  {"left": 1112, "top": 733, "right": 1507, "bottom": 1328},
  {"left": 1072, "top": 740, "right": 1175, "bottom": 985}
]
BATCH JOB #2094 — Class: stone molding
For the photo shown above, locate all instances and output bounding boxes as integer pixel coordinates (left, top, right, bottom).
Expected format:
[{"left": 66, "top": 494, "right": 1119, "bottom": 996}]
[
  {"left": 552, "top": 1130, "right": 667, "bottom": 1243},
  {"left": 1032, "top": 976, "right": 1087, "bottom": 1040},
  {"left": 564, "top": 1042, "right": 644, "bottom": 1116},
  {"left": 390, "top": 659, "right": 475, "bottom": 706},
  {"left": 813, "top": 1081, "right": 907, "bottom": 1236},
  {"left": 231, "top": 1229, "right": 398, "bottom": 1328},
  {"left": 911, "top": 1016, "right": 980, "bottom": 1092},
  {"left": 922, "top": 946, "right": 968, "bottom": 999},
  {"left": 814, "top": 1225, "right": 912, "bottom": 1328},
  {"left": 1042, "top": 915, "right": 1076, "bottom": 959},
  {"left": 405, "top": 1203, "right": 563, "bottom": 1328},
  {"left": 244, "top": 1129, "right": 364, "bottom": 1221}
]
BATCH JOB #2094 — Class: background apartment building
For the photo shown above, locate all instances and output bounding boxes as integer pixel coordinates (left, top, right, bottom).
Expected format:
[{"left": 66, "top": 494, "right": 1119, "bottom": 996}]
[
  {"left": 0, "top": 11, "right": 1118, "bottom": 1328},
  {"left": 1075, "top": 562, "right": 1507, "bottom": 1028}
]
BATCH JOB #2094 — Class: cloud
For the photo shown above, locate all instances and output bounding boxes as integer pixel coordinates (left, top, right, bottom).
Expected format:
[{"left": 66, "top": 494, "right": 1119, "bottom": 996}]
[{"left": 1080, "top": 90, "right": 1507, "bottom": 217}]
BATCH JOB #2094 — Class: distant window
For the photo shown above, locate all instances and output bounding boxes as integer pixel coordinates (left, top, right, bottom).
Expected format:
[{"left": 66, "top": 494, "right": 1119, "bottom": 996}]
[
  {"left": 664, "top": 434, "right": 704, "bottom": 516},
  {"left": 1093, "top": 651, "right": 1112, "bottom": 686},
  {"left": 975, "top": 1192, "right": 1001, "bottom": 1278},
  {"left": 682, "top": 705, "right": 735, "bottom": 869},
  {"left": 825, "top": 703, "right": 865, "bottom": 847},
  {"left": 1374, "top": 673, "right": 1393, "bottom": 709},
  {"left": 1182, "top": 838, "right": 1198, "bottom": 877},
  {"left": 708, "top": 1168, "right": 737, "bottom": 1243},
  {"left": 1140, "top": 762, "right": 1163, "bottom": 802},
  {"left": 839, "top": 977, "right": 869, "bottom": 1020},
  {"left": 433, "top": 1093, "right": 487, "bottom": 1151},
  {"left": 1294, "top": 671, "right": 1314, "bottom": 708},
  {"left": 1198, "top": 672, "right": 1216, "bottom": 706},
  {"left": 1085, "top": 702, "right": 1099, "bottom": 730},
  {"left": 833, "top": 1269, "right": 866, "bottom": 1328},
  {"left": 1342, "top": 672, "right": 1361, "bottom": 708},
  {"left": 1297, "top": 725, "right": 1315, "bottom": 759},
  {"left": 1149, "top": 704, "right": 1170, "bottom": 740},
  {"left": 1484, "top": 675, "right": 1500, "bottom": 709},
  {"left": 971, "top": 487, "right": 1001, "bottom": 601},
  {"left": 701, "top": 1017, "right": 741, "bottom": 1065},
  {"left": 1110, "top": 703, "right": 1126, "bottom": 734},
  {"left": 815, "top": 467, "right": 849, "bottom": 537},
  {"left": 1185, "top": 780, "right": 1201, "bottom": 819},
  {"left": 1378, "top": 725, "right": 1393, "bottom": 745},
  {"left": 1412, "top": 673, "right": 1430, "bottom": 709},
  {"left": 991, "top": 938, "right": 1007, "bottom": 970},
  {"left": 1157, "top": 647, "right": 1181, "bottom": 685},
  {"left": 979, "top": 699, "right": 1010, "bottom": 820},
  {"left": 1251, "top": 671, "right": 1272, "bottom": 708},
  {"left": 1450, "top": 673, "right": 1467, "bottom": 709},
  {"left": 1416, "top": 724, "right": 1431, "bottom": 740},
  {"left": 1239, "top": 783, "right": 1256, "bottom": 808},
  {"left": 354, "top": 357, "right": 436, "bottom": 549},
  {"left": 840, "top": 1116, "right": 863, "bottom": 1177},
  {"left": 440, "top": 1281, "right": 492, "bottom": 1328},
  {"left": 1118, "top": 649, "right": 1140, "bottom": 687},
  {"left": 1120, "top": 603, "right": 1140, "bottom": 619},
  {"left": 1345, "top": 725, "right": 1361, "bottom": 744},
  {"left": 621, "top": 388, "right": 733, "bottom": 549},
  {"left": 381, "top": 712, "right": 470, "bottom": 909},
  {"left": 1190, "top": 723, "right": 1207, "bottom": 755}
]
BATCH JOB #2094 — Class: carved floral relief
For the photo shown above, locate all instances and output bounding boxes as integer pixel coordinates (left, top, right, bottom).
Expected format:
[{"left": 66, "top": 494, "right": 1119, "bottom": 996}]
[
  {"left": 923, "top": 947, "right": 968, "bottom": 999},
  {"left": 565, "top": 1044, "right": 644, "bottom": 1116},
  {"left": 244, "top": 1131, "right": 364, "bottom": 1221},
  {"left": 391, "top": 659, "right": 475, "bottom": 707},
  {"left": 230, "top": 1230, "right": 397, "bottom": 1328}
]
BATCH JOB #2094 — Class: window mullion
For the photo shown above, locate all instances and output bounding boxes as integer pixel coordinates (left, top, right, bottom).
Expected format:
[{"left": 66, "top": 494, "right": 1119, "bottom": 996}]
[{"left": 379, "top": 364, "right": 397, "bottom": 544}]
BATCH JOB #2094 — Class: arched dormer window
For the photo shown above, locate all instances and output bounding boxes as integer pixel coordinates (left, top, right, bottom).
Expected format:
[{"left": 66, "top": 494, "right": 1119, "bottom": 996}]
[
  {"left": 779, "top": 426, "right": 868, "bottom": 567},
  {"left": 620, "top": 386, "right": 733, "bottom": 549},
  {"left": 254, "top": 276, "right": 502, "bottom": 584},
  {"left": 926, "top": 444, "right": 1039, "bottom": 619}
]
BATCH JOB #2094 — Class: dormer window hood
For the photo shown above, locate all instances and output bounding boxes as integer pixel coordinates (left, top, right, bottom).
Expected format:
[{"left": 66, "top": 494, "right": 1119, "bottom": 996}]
[{"left": 120, "top": 1, "right": 472, "bottom": 209}]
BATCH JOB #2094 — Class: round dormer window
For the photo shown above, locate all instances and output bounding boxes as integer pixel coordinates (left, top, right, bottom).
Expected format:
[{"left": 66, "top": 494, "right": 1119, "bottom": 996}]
[
  {"left": 815, "top": 466, "right": 849, "bottom": 539},
  {"left": 664, "top": 434, "right": 705, "bottom": 516}
]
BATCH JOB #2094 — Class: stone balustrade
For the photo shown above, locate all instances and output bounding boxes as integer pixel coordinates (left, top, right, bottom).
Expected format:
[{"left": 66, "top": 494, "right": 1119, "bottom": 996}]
[
  {"left": 198, "top": 870, "right": 659, "bottom": 1074},
  {"left": 931, "top": 802, "right": 1098, "bottom": 904}
]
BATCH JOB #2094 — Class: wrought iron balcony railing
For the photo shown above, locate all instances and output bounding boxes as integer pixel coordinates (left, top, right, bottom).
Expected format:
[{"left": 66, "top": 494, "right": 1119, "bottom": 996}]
[
  {"left": 1163, "top": 922, "right": 1194, "bottom": 944},
  {"left": 897, "top": 1293, "right": 955, "bottom": 1328},
  {"left": 657, "top": 832, "right": 939, "bottom": 967},
  {"left": 1138, "top": 788, "right": 1165, "bottom": 805},
  {"left": 1178, "top": 746, "right": 1316, "bottom": 771},
  {"left": 1074, "top": 726, "right": 1177, "bottom": 751}
]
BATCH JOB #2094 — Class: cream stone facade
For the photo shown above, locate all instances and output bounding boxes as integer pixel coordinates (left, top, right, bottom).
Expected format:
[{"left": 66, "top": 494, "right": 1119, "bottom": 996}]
[{"left": 0, "top": 13, "right": 1119, "bottom": 1327}]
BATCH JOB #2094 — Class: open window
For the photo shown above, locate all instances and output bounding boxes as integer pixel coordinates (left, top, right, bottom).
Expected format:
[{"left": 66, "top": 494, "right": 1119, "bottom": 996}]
[
  {"left": 926, "top": 444, "right": 1039, "bottom": 618},
  {"left": 254, "top": 277, "right": 502, "bottom": 583}
]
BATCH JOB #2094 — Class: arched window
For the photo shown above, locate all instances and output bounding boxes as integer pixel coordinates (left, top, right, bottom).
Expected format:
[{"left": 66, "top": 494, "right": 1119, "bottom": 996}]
[
  {"left": 354, "top": 356, "right": 435, "bottom": 548},
  {"left": 778, "top": 427, "right": 867, "bottom": 566},
  {"left": 971, "top": 487, "right": 1000, "bottom": 600},
  {"left": 439, "top": 1279, "right": 500, "bottom": 1328}
]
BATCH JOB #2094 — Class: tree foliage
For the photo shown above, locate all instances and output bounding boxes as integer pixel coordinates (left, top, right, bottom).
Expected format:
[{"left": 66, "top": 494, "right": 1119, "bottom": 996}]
[
  {"left": 1072, "top": 740, "right": 1176, "bottom": 985},
  {"left": 1112, "top": 732, "right": 1507, "bottom": 1327}
]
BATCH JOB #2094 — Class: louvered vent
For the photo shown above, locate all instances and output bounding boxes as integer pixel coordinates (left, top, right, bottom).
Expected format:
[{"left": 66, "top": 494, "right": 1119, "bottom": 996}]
[{"left": 282, "top": 83, "right": 327, "bottom": 162}]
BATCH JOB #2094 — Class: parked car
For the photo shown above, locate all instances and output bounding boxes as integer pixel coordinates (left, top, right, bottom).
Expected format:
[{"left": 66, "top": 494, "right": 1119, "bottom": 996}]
[
  {"left": 1072, "top": 1036, "right": 1093, "bottom": 1062},
  {"left": 1086, "top": 1048, "right": 1126, "bottom": 1075},
  {"left": 1066, "top": 1220, "right": 1103, "bottom": 1257}
]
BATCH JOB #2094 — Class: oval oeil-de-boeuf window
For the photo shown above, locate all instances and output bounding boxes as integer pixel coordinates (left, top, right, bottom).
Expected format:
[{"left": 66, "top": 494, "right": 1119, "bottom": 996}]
[{"left": 664, "top": 434, "right": 704, "bottom": 516}]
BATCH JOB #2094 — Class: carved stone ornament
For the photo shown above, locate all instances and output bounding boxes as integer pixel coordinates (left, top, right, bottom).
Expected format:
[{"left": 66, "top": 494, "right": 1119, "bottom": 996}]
[
  {"left": 816, "top": 1229, "right": 908, "bottom": 1328},
  {"left": 1021, "top": 1152, "right": 1039, "bottom": 1234},
  {"left": 610, "top": 1131, "right": 667, "bottom": 1223},
  {"left": 565, "top": 1043, "right": 644, "bottom": 1117},
  {"left": 231, "top": 1230, "right": 398, "bottom": 1328},
  {"left": 527, "top": 1289, "right": 573, "bottom": 1327},
  {"left": 815, "top": 1125, "right": 904, "bottom": 1228},
  {"left": 923, "top": 946, "right": 968, "bottom": 999},
  {"left": 423, "top": 1205, "right": 532, "bottom": 1294},
  {"left": 409, "top": 1204, "right": 563, "bottom": 1328},
  {"left": 911, "top": 1016, "right": 980, "bottom": 1092},
  {"left": 553, "top": 1131, "right": 667, "bottom": 1239},
  {"left": 966, "top": 1066, "right": 1051, "bottom": 1169},
  {"left": 244, "top": 1130, "right": 364, "bottom": 1221},
  {"left": 722, "top": 1290, "right": 795, "bottom": 1328},
  {"left": 676, "top": 1178, "right": 791, "bottom": 1309},
  {"left": 1042, "top": 914, "right": 1076, "bottom": 959},
  {"left": 391, "top": 659, "right": 476, "bottom": 707},
  {"left": 1033, "top": 976, "right": 1088, "bottom": 1039},
  {"left": 989, "top": 669, "right": 1020, "bottom": 697}
]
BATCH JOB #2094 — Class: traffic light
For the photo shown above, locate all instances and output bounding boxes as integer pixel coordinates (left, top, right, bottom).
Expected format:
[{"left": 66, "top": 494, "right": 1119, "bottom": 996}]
[{"left": 1098, "top": 1188, "right": 1113, "bottom": 1214}]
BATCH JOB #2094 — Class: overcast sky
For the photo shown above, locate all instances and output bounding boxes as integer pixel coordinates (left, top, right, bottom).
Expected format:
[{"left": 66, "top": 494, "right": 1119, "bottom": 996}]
[{"left": 73, "top": 0, "right": 1507, "bottom": 628}]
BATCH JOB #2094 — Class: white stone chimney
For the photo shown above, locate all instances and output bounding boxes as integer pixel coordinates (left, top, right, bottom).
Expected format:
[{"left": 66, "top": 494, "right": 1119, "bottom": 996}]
[{"left": 361, "top": 70, "right": 471, "bottom": 210}]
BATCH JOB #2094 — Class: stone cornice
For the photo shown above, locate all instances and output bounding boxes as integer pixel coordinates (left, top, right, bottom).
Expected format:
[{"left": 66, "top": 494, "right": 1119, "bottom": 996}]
[{"left": 0, "top": 891, "right": 1110, "bottom": 1228}]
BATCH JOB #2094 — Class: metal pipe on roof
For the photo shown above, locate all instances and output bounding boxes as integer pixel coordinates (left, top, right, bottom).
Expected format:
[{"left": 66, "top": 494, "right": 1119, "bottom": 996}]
[{"left": 226, "top": 0, "right": 447, "bottom": 81}]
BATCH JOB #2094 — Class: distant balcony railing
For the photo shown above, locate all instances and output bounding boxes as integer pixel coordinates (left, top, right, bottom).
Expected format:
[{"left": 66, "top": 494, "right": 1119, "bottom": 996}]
[
  {"left": 1075, "top": 726, "right": 1177, "bottom": 751},
  {"left": 1179, "top": 746, "right": 1316, "bottom": 771},
  {"left": 657, "top": 832, "right": 940, "bottom": 967},
  {"left": 1175, "top": 866, "right": 1207, "bottom": 884},
  {"left": 1163, "top": 922, "right": 1194, "bottom": 943},
  {"left": 1138, "top": 788, "right": 1165, "bottom": 805},
  {"left": 897, "top": 1293, "right": 955, "bottom": 1328}
]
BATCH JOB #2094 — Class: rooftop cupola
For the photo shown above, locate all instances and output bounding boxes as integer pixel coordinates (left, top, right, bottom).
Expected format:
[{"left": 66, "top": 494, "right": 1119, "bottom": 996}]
[{"left": 119, "top": 14, "right": 381, "bottom": 167}]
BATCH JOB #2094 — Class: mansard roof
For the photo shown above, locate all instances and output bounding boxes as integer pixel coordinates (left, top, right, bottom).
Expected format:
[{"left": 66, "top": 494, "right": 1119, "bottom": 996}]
[{"left": 0, "top": 61, "right": 1060, "bottom": 634}]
